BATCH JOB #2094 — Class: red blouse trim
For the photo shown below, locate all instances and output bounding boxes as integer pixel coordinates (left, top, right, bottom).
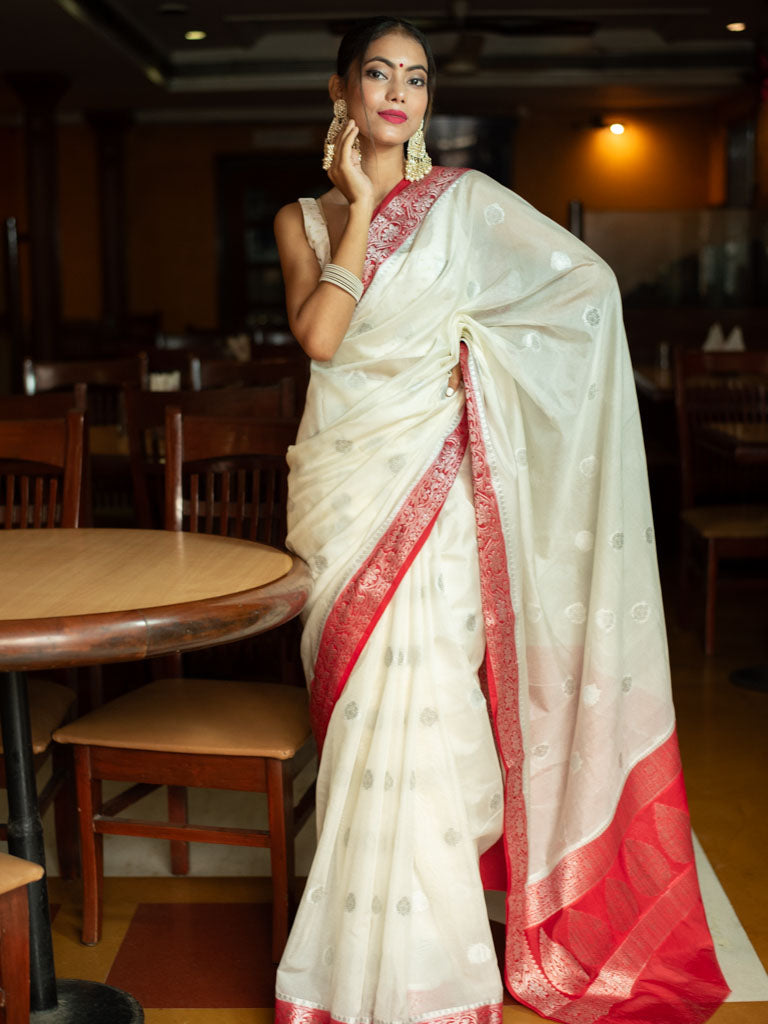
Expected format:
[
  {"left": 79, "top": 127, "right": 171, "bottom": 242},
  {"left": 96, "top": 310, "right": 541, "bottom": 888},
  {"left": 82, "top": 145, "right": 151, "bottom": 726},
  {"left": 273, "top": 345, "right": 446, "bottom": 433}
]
[
  {"left": 309, "top": 413, "right": 469, "bottom": 752},
  {"left": 362, "top": 166, "right": 468, "bottom": 293}
]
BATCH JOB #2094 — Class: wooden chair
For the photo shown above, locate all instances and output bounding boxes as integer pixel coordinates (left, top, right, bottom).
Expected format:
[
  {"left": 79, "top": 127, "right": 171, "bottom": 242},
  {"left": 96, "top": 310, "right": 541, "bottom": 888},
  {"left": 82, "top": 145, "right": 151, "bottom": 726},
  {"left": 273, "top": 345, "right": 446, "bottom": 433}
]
[
  {"left": 0, "top": 385, "right": 87, "bottom": 418},
  {"left": 53, "top": 407, "right": 314, "bottom": 962},
  {"left": 124, "top": 383, "right": 297, "bottom": 529},
  {"left": 674, "top": 349, "right": 768, "bottom": 654},
  {"left": 188, "top": 354, "right": 308, "bottom": 407},
  {"left": 0, "top": 409, "right": 84, "bottom": 529},
  {"left": 22, "top": 356, "right": 148, "bottom": 424},
  {"left": 0, "top": 387, "right": 89, "bottom": 522},
  {"left": 0, "top": 410, "right": 85, "bottom": 878},
  {"left": 23, "top": 355, "right": 149, "bottom": 527},
  {"left": 0, "top": 853, "right": 44, "bottom": 1024}
]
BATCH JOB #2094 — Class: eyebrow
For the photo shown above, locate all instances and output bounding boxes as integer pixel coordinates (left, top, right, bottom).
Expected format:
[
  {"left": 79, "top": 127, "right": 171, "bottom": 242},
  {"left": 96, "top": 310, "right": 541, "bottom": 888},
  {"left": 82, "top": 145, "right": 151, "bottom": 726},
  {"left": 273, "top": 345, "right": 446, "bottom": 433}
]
[{"left": 364, "top": 56, "right": 428, "bottom": 74}]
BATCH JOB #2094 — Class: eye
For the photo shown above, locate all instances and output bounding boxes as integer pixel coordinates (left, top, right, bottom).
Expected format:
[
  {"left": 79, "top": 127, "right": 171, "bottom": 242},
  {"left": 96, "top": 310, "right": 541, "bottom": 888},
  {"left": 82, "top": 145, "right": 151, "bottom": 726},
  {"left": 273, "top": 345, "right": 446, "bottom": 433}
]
[
  {"left": 408, "top": 76, "right": 427, "bottom": 87},
  {"left": 365, "top": 68, "right": 387, "bottom": 80}
]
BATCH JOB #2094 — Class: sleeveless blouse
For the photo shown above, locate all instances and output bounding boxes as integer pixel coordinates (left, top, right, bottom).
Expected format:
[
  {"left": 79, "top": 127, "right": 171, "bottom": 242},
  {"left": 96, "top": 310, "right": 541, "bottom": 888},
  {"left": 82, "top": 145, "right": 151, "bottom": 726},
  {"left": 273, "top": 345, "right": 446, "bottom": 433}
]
[{"left": 298, "top": 197, "right": 331, "bottom": 269}]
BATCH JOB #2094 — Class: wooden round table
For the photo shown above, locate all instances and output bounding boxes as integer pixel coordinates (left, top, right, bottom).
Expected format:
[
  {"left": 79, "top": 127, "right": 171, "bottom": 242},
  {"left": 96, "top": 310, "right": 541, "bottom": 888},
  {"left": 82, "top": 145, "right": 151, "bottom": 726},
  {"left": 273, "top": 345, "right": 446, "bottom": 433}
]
[{"left": 0, "top": 529, "right": 311, "bottom": 1022}]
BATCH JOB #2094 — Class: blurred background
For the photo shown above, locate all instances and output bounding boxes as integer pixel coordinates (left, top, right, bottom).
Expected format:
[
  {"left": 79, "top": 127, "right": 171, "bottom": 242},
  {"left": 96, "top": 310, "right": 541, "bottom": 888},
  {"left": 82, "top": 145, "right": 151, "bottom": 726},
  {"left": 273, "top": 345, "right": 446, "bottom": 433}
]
[{"left": 0, "top": 0, "right": 766, "bottom": 366}]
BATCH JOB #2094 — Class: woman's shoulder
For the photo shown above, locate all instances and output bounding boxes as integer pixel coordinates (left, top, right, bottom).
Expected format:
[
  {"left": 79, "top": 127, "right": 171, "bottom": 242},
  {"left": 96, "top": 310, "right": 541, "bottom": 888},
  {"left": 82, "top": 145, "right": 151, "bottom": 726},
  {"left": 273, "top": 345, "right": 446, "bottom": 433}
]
[{"left": 274, "top": 200, "right": 302, "bottom": 231}]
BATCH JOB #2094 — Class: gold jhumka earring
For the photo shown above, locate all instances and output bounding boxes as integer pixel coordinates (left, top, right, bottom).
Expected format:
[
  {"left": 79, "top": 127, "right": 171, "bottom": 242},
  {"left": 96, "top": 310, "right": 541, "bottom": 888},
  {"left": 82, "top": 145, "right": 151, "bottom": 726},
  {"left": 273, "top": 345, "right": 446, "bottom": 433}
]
[
  {"left": 404, "top": 119, "right": 432, "bottom": 182},
  {"left": 322, "top": 99, "right": 361, "bottom": 169}
]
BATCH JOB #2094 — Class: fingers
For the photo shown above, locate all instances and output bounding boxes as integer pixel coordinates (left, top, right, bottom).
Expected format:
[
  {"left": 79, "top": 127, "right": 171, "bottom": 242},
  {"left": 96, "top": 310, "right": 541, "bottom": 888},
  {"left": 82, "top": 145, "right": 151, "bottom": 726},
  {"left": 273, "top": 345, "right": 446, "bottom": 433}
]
[
  {"left": 445, "top": 362, "right": 463, "bottom": 397},
  {"left": 338, "top": 120, "right": 361, "bottom": 165},
  {"left": 327, "top": 121, "right": 361, "bottom": 187}
]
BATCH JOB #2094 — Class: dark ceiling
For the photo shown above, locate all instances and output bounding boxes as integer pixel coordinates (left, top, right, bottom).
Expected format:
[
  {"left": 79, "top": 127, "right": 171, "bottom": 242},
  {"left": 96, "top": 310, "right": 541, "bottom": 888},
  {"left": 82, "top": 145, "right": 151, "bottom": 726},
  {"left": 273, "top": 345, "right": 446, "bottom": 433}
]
[{"left": 1, "top": 0, "right": 766, "bottom": 119}]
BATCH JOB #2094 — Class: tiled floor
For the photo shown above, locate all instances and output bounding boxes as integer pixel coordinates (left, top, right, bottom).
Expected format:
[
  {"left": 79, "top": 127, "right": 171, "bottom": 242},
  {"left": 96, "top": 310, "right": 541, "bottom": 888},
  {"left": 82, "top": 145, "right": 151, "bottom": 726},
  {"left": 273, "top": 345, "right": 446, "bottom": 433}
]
[{"left": 24, "top": 569, "right": 768, "bottom": 1022}]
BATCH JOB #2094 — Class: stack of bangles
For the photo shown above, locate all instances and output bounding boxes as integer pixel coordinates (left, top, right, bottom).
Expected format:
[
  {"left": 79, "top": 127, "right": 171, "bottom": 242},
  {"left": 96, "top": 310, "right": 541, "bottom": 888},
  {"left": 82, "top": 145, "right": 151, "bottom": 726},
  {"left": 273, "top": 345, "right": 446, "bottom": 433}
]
[{"left": 319, "top": 263, "right": 363, "bottom": 303}]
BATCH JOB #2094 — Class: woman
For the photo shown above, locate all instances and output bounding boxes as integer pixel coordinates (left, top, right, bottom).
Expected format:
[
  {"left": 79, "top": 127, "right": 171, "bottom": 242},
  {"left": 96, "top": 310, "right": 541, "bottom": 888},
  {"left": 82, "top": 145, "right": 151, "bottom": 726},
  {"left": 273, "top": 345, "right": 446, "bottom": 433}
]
[{"left": 274, "top": 16, "right": 728, "bottom": 1024}]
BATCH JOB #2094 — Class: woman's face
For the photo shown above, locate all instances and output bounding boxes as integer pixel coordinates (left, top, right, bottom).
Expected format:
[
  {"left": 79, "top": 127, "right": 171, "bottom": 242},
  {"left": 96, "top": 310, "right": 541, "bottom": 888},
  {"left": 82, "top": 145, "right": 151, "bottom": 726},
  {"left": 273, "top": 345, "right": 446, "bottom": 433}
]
[{"left": 340, "top": 30, "right": 430, "bottom": 147}]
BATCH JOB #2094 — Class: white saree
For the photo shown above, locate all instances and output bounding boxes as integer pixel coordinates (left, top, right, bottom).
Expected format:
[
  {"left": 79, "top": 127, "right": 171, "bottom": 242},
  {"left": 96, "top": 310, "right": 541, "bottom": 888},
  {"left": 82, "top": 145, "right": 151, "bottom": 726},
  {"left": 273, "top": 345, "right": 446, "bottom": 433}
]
[{"left": 275, "top": 169, "right": 728, "bottom": 1024}]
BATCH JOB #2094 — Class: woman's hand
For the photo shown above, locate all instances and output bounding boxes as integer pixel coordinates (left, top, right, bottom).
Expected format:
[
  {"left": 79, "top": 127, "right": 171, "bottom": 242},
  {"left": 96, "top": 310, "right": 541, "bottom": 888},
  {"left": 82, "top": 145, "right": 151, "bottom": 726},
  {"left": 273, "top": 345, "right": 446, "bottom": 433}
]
[
  {"left": 445, "top": 362, "right": 463, "bottom": 397},
  {"left": 327, "top": 119, "right": 375, "bottom": 210}
]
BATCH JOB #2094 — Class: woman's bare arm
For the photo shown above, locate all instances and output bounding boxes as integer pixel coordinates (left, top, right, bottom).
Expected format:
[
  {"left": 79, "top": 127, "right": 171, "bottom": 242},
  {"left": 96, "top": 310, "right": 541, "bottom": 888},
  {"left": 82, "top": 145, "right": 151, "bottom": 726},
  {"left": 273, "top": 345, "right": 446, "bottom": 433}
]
[{"left": 274, "top": 119, "right": 374, "bottom": 361}]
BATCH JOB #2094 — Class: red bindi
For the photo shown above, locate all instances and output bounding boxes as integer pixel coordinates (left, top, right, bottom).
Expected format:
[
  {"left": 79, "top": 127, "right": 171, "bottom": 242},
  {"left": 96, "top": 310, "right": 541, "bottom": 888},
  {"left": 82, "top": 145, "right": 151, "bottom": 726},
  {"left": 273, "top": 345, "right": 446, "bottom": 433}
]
[{"left": 399, "top": 63, "right": 403, "bottom": 67}]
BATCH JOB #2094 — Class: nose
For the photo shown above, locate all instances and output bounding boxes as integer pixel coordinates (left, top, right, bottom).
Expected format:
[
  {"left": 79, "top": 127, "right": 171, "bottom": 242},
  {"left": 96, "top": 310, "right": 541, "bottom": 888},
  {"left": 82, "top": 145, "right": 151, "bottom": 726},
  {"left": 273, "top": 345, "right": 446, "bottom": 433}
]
[{"left": 387, "top": 79, "right": 405, "bottom": 103}]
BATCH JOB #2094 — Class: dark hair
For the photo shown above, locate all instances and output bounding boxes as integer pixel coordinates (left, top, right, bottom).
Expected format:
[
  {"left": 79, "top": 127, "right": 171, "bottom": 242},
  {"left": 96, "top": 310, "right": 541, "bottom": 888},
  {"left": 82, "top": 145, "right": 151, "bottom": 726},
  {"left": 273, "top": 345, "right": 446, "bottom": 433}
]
[{"left": 336, "top": 17, "right": 436, "bottom": 120}]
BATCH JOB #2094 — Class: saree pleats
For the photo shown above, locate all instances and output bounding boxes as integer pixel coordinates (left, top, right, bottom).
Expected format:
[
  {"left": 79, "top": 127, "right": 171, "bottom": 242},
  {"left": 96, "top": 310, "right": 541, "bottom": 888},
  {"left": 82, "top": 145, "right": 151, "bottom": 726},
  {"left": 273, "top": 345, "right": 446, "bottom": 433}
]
[
  {"left": 277, "top": 452, "right": 505, "bottom": 1023},
  {"left": 277, "top": 167, "right": 728, "bottom": 1024}
]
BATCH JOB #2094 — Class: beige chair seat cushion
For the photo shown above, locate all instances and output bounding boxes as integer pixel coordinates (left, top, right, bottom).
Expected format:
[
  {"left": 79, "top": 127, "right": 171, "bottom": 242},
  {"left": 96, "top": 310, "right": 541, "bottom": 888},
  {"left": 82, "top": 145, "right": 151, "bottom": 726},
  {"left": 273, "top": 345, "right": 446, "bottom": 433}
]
[
  {"left": 0, "top": 851, "right": 44, "bottom": 895},
  {"left": 682, "top": 504, "right": 768, "bottom": 540},
  {"left": 53, "top": 679, "right": 312, "bottom": 759},
  {"left": 0, "top": 679, "right": 76, "bottom": 755}
]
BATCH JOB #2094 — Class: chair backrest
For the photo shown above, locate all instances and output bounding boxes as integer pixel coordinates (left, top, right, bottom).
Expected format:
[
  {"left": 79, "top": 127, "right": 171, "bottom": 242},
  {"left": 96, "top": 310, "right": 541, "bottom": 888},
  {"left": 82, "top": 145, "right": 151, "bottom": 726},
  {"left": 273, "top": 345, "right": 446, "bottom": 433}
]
[
  {"left": 0, "top": 409, "right": 84, "bottom": 528},
  {"left": 125, "top": 384, "right": 298, "bottom": 529},
  {"left": 674, "top": 349, "right": 768, "bottom": 507},
  {"left": 164, "top": 406, "right": 296, "bottom": 546},
  {"left": 0, "top": 385, "right": 87, "bottom": 418},
  {"left": 23, "top": 355, "right": 148, "bottom": 428},
  {"left": 188, "top": 355, "right": 307, "bottom": 409}
]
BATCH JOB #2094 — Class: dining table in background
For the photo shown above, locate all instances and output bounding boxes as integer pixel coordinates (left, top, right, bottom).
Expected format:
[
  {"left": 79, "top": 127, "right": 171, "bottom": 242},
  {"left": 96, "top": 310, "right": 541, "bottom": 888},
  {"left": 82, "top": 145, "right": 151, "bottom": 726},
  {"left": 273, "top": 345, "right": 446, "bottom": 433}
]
[{"left": 0, "top": 528, "right": 311, "bottom": 1022}]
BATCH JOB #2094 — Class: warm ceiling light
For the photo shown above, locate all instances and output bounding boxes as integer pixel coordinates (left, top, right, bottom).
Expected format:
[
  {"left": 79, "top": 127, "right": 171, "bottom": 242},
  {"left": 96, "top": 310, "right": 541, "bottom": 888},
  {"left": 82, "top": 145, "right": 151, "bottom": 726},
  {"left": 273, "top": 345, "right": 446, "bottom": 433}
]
[
  {"left": 184, "top": 29, "right": 207, "bottom": 41},
  {"left": 609, "top": 122, "right": 625, "bottom": 135},
  {"left": 726, "top": 22, "right": 746, "bottom": 32}
]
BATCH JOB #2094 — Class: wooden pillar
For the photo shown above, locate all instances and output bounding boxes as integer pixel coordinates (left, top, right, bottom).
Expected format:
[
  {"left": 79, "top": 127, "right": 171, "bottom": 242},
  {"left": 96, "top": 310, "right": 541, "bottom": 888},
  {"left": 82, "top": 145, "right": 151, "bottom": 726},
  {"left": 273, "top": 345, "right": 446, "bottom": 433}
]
[
  {"left": 86, "top": 110, "right": 132, "bottom": 336},
  {"left": 5, "top": 74, "right": 69, "bottom": 361}
]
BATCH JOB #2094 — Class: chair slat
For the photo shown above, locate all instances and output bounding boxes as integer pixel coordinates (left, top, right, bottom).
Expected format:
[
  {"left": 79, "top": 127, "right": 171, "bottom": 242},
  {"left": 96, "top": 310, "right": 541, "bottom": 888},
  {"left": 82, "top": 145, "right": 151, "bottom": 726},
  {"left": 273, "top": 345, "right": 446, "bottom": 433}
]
[
  {"left": 219, "top": 470, "right": 231, "bottom": 536},
  {"left": 204, "top": 471, "right": 215, "bottom": 533},
  {"left": 234, "top": 469, "right": 246, "bottom": 537},
  {"left": 189, "top": 473, "right": 200, "bottom": 532},
  {"left": 32, "top": 477, "right": 43, "bottom": 529},
  {"left": 47, "top": 478, "right": 58, "bottom": 528}
]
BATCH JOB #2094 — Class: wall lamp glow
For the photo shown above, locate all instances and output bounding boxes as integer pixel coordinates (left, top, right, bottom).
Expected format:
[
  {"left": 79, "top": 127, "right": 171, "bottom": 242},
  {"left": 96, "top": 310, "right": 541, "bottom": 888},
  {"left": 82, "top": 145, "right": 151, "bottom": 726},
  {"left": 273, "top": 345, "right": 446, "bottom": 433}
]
[
  {"left": 589, "top": 116, "right": 625, "bottom": 134},
  {"left": 185, "top": 29, "right": 207, "bottom": 41},
  {"left": 726, "top": 22, "right": 746, "bottom": 32}
]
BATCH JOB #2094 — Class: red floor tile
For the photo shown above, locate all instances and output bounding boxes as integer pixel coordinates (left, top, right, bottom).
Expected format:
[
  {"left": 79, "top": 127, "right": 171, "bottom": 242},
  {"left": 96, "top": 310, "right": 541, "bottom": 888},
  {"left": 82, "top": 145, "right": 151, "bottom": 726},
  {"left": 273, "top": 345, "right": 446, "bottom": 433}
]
[{"left": 106, "top": 902, "right": 276, "bottom": 1007}]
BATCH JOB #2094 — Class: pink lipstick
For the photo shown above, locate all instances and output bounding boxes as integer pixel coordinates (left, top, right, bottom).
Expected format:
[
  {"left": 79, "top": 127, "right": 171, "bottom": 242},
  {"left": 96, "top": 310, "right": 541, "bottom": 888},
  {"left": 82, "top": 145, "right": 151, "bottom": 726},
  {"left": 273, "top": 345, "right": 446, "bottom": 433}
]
[{"left": 378, "top": 110, "right": 407, "bottom": 124}]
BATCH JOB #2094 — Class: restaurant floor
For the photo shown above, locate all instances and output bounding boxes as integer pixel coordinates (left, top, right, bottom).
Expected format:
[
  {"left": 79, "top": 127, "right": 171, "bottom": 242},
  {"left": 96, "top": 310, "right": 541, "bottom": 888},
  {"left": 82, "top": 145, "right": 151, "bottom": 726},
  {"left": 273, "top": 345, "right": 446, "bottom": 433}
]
[{"left": 19, "top": 573, "right": 768, "bottom": 1022}]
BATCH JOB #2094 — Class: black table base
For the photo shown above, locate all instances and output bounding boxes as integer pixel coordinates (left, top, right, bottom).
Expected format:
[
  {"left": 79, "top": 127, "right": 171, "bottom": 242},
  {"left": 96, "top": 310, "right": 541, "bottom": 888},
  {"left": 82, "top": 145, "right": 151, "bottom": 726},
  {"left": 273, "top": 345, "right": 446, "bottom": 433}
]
[
  {"left": 1, "top": 671, "right": 144, "bottom": 1021},
  {"left": 31, "top": 980, "right": 143, "bottom": 1023}
]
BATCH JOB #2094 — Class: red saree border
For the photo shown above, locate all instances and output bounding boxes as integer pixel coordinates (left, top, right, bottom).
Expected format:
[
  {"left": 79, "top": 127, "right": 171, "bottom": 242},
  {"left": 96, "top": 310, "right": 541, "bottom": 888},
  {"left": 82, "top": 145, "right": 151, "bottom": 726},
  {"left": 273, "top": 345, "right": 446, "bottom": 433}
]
[
  {"left": 362, "top": 167, "right": 468, "bottom": 293},
  {"left": 275, "top": 997, "right": 503, "bottom": 1024},
  {"left": 309, "top": 413, "right": 469, "bottom": 752},
  {"left": 460, "top": 343, "right": 528, "bottom": 931},
  {"left": 524, "top": 729, "right": 683, "bottom": 925},
  {"left": 371, "top": 177, "right": 410, "bottom": 220}
]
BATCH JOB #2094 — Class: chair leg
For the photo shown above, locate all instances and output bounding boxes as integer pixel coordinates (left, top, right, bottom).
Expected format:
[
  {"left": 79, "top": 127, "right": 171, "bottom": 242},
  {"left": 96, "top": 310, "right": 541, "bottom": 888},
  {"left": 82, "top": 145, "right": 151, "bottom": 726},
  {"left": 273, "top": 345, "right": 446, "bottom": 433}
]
[
  {"left": 168, "top": 786, "right": 190, "bottom": 876},
  {"left": 51, "top": 742, "right": 80, "bottom": 880},
  {"left": 705, "top": 540, "right": 718, "bottom": 656},
  {"left": 0, "top": 886, "right": 31, "bottom": 1024},
  {"left": 73, "top": 746, "right": 103, "bottom": 945},
  {"left": 267, "top": 758, "right": 294, "bottom": 964}
]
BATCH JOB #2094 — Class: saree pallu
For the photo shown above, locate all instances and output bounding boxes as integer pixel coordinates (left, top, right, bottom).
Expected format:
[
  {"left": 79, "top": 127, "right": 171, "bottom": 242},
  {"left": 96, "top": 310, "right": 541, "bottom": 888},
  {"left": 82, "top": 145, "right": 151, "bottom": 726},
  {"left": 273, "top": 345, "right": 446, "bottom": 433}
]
[{"left": 275, "top": 168, "right": 728, "bottom": 1024}]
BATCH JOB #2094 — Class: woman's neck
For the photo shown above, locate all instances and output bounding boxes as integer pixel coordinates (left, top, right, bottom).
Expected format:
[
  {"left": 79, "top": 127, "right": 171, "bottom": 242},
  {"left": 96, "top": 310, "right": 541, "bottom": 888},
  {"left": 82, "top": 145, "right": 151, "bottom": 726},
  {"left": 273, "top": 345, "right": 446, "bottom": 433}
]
[{"left": 359, "top": 143, "right": 406, "bottom": 206}]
